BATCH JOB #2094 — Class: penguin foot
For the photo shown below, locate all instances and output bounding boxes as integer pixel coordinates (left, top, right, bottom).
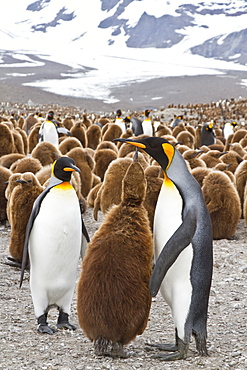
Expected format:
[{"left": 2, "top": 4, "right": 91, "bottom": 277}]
[
  {"left": 37, "top": 314, "right": 56, "bottom": 335},
  {"left": 145, "top": 342, "right": 178, "bottom": 352},
  {"left": 5, "top": 256, "right": 30, "bottom": 270},
  {"left": 38, "top": 323, "right": 56, "bottom": 335},
  {"left": 5, "top": 257, "right": 22, "bottom": 269},
  {"left": 147, "top": 338, "right": 188, "bottom": 361},
  {"left": 195, "top": 337, "right": 209, "bottom": 356},
  {"left": 57, "top": 311, "right": 76, "bottom": 330}
]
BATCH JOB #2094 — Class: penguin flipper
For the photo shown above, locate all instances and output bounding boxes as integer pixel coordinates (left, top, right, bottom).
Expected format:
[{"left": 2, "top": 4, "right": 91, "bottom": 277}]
[
  {"left": 82, "top": 217, "right": 90, "bottom": 243},
  {"left": 80, "top": 216, "right": 90, "bottom": 259},
  {"left": 19, "top": 186, "right": 54, "bottom": 288},
  {"left": 150, "top": 209, "right": 196, "bottom": 297},
  {"left": 56, "top": 127, "right": 71, "bottom": 136}
]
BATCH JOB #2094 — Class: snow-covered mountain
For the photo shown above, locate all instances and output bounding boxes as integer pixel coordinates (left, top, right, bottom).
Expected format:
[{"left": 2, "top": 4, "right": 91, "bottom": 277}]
[{"left": 1, "top": 0, "right": 247, "bottom": 103}]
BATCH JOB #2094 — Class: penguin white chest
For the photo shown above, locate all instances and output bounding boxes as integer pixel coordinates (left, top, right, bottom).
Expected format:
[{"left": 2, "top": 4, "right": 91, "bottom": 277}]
[
  {"left": 29, "top": 185, "right": 82, "bottom": 315},
  {"left": 142, "top": 119, "right": 153, "bottom": 136},
  {"left": 153, "top": 178, "right": 193, "bottom": 338},
  {"left": 115, "top": 118, "right": 126, "bottom": 133},
  {"left": 154, "top": 179, "right": 183, "bottom": 255},
  {"left": 223, "top": 123, "right": 233, "bottom": 139},
  {"left": 42, "top": 121, "right": 58, "bottom": 147}
]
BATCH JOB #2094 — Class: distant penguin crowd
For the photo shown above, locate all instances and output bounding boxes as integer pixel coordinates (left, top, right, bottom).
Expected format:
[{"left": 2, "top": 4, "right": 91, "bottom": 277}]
[{"left": 0, "top": 98, "right": 247, "bottom": 361}]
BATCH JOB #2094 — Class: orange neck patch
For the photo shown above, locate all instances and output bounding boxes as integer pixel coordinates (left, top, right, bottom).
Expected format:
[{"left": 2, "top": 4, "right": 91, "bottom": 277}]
[
  {"left": 163, "top": 173, "right": 174, "bottom": 187},
  {"left": 54, "top": 182, "right": 73, "bottom": 190}
]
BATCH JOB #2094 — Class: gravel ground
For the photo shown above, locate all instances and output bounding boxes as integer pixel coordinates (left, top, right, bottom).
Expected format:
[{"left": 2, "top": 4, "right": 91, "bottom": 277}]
[{"left": 0, "top": 208, "right": 246, "bottom": 370}]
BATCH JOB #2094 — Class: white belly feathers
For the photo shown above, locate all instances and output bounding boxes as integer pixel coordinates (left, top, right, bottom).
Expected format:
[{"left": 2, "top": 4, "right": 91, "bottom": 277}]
[{"left": 153, "top": 178, "right": 193, "bottom": 340}]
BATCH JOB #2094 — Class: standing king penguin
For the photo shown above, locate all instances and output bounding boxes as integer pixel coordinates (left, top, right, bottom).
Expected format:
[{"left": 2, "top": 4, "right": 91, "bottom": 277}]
[
  {"left": 38, "top": 111, "right": 71, "bottom": 148},
  {"left": 20, "top": 156, "right": 89, "bottom": 334},
  {"left": 114, "top": 136, "right": 213, "bottom": 360}
]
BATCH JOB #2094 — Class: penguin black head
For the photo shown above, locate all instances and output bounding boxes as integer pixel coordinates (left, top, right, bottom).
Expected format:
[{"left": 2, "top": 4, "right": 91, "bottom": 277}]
[
  {"left": 205, "top": 122, "right": 214, "bottom": 131},
  {"left": 144, "top": 109, "right": 151, "bottom": 117},
  {"left": 114, "top": 137, "right": 174, "bottom": 171},
  {"left": 116, "top": 109, "right": 122, "bottom": 117},
  {"left": 47, "top": 110, "right": 54, "bottom": 121},
  {"left": 123, "top": 116, "right": 131, "bottom": 123},
  {"left": 52, "top": 156, "right": 80, "bottom": 182}
]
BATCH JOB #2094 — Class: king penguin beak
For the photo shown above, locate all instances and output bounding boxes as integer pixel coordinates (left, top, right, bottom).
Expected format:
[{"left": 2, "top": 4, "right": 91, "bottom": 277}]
[
  {"left": 63, "top": 165, "right": 81, "bottom": 173},
  {"left": 113, "top": 138, "right": 146, "bottom": 149}
]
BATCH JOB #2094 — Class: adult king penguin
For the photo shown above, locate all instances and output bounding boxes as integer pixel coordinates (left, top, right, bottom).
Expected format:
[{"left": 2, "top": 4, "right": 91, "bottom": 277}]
[
  {"left": 130, "top": 110, "right": 153, "bottom": 136},
  {"left": 114, "top": 109, "right": 127, "bottom": 133},
  {"left": 114, "top": 136, "right": 213, "bottom": 361},
  {"left": 20, "top": 156, "right": 89, "bottom": 334},
  {"left": 38, "top": 111, "right": 71, "bottom": 148}
]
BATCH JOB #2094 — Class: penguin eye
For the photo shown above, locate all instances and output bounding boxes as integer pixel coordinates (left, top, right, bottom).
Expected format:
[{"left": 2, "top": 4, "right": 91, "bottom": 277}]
[{"left": 27, "top": 180, "right": 32, "bottom": 183}]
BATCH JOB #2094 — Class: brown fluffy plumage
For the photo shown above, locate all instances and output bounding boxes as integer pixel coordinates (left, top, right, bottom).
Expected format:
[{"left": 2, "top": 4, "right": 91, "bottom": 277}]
[
  {"left": 94, "top": 148, "right": 118, "bottom": 181},
  {"left": 77, "top": 161, "right": 153, "bottom": 358},
  {"left": 232, "top": 129, "right": 247, "bottom": 143},
  {"left": 143, "top": 165, "right": 163, "bottom": 231},
  {"left": 27, "top": 124, "right": 41, "bottom": 153},
  {"left": 31, "top": 142, "right": 61, "bottom": 166},
  {"left": 176, "top": 144, "right": 191, "bottom": 155},
  {"left": 220, "top": 151, "right": 243, "bottom": 173},
  {"left": 0, "top": 123, "right": 15, "bottom": 156},
  {"left": 199, "top": 150, "right": 224, "bottom": 168},
  {"left": 70, "top": 122, "right": 88, "bottom": 147},
  {"left": 86, "top": 124, "right": 101, "bottom": 150},
  {"left": 87, "top": 183, "right": 102, "bottom": 208},
  {"left": 35, "top": 165, "right": 52, "bottom": 185},
  {"left": 96, "top": 140, "right": 118, "bottom": 154},
  {"left": 182, "top": 149, "right": 206, "bottom": 169},
  {"left": 117, "top": 140, "right": 150, "bottom": 162},
  {"left": 234, "top": 160, "right": 247, "bottom": 216},
  {"left": 154, "top": 124, "right": 172, "bottom": 137},
  {"left": 58, "top": 137, "right": 82, "bottom": 155},
  {"left": 0, "top": 153, "right": 25, "bottom": 168},
  {"left": 229, "top": 143, "right": 246, "bottom": 158},
  {"left": 102, "top": 124, "right": 123, "bottom": 142},
  {"left": 93, "top": 157, "right": 133, "bottom": 220},
  {"left": 12, "top": 130, "right": 25, "bottom": 154},
  {"left": 176, "top": 131, "right": 195, "bottom": 149},
  {"left": 0, "top": 166, "right": 12, "bottom": 224},
  {"left": 10, "top": 157, "right": 42, "bottom": 174},
  {"left": 81, "top": 113, "right": 92, "bottom": 128},
  {"left": 243, "top": 183, "right": 247, "bottom": 226},
  {"left": 61, "top": 116, "right": 74, "bottom": 130},
  {"left": 191, "top": 167, "right": 212, "bottom": 187},
  {"left": 23, "top": 114, "right": 39, "bottom": 134},
  {"left": 202, "top": 171, "right": 241, "bottom": 239},
  {"left": 126, "top": 151, "right": 149, "bottom": 170},
  {"left": 213, "top": 163, "right": 235, "bottom": 184},
  {"left": 172, "top": 123, "right": 185, "bottom": 137},
  {"left": 16, "top": 128, "right": 28, "bottom": 155},
  {"left": 67, "top": 147, "right": 94, "bottom": 197},
  {"left": 8, "top": 172, "right": 44, "bottom": 263}
]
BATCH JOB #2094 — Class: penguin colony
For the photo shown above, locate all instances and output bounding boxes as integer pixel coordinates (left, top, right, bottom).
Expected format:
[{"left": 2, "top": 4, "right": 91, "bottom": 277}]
[{"left": 0, "top": 100, "right": 247, "bottom": 360}]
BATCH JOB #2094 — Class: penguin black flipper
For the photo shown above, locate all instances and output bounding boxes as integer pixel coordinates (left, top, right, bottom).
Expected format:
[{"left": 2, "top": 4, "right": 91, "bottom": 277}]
[
  {"left": 56, "top": 127, "right": 71, "bottom": 136},
  {"left": 149, "top": 208, "right": 197, "bottom": 297},
  {"left": 82, "top": 218, "right": 90, "bottom": 243},
  {"left": 38, "top": 122, "right": 45, "bottom": 141},
  {"left": 20, "top": 184, "right": 56, "bottom": 288},
  {"left": 80, "top": 216, "right": 90, "bottom": 259}
]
